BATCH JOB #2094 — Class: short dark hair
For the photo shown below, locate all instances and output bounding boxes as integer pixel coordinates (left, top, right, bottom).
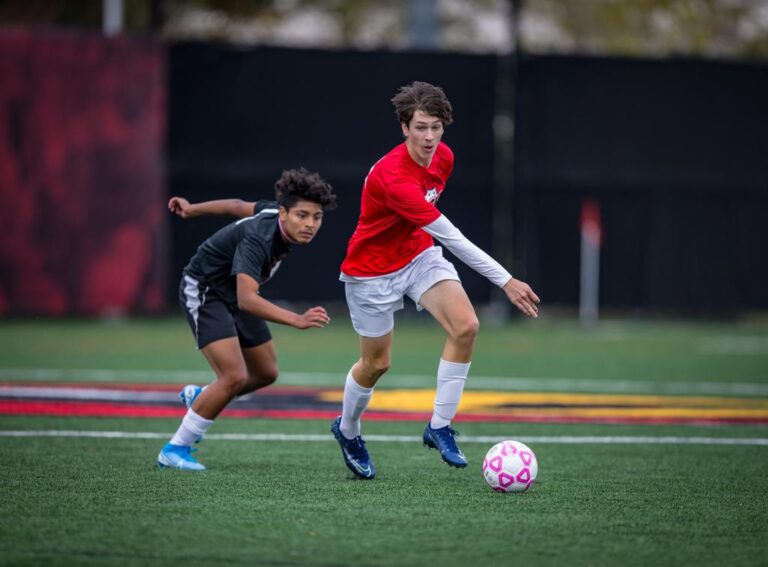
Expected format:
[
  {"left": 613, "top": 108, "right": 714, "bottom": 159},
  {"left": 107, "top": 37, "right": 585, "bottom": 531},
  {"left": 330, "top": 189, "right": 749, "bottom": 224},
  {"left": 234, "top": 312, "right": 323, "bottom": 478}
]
[
  {"left": 274, "top": 168, "right": 337, "bottom": 211},
  {"left": 391, "top": 81, "right": 453, "bottom": 127}
]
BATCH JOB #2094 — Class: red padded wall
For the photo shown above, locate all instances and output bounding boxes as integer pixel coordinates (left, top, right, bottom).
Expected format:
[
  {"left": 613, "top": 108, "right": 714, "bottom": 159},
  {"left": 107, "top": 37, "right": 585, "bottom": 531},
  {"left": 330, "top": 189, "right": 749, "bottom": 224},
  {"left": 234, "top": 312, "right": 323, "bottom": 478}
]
[{"left": 0, "top": 31, "right": 166, "bottom": 316}]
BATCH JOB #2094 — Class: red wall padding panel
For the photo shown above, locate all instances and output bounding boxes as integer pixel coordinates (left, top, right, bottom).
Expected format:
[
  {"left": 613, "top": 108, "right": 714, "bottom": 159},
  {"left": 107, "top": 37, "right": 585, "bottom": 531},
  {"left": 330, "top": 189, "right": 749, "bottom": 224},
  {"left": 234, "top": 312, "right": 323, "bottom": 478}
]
[{"left": 0, "top": 31, "right": 166, "bottom": 316}]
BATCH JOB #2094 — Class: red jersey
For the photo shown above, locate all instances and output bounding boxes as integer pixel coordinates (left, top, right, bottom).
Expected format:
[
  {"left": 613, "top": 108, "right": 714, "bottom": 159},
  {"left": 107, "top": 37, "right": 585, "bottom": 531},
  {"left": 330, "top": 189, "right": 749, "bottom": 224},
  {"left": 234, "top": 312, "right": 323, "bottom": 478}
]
[{"left": 341, "top": 141, "right": 454, "bottom": 277}]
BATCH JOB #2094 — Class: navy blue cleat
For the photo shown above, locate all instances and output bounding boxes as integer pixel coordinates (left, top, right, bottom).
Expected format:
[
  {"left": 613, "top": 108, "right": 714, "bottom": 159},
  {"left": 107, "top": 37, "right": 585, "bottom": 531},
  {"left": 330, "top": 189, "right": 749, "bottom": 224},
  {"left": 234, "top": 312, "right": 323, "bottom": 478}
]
[
  {"left": 331, "top": 417, "right": 375, "bottom": 480},
  {"left": 423, "top": 423, "right": 468, "bottom": 468}
]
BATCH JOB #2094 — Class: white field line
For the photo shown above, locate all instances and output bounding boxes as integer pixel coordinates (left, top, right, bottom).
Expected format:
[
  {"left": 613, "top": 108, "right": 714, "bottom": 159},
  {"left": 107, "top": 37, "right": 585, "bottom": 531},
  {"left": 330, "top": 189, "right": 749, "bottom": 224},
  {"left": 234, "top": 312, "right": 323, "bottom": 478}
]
[
  {"left": 0, "top": 430, "right": 766, "bottom": 446},
  {"left": 0, "top": 385, "right": 290, "bottom": 405},
  {"left": 2, "top": 368, "right": 767, "bottom": 396},
  {"left": 0, "top": 386, "right": 181, "bottom": 402}
]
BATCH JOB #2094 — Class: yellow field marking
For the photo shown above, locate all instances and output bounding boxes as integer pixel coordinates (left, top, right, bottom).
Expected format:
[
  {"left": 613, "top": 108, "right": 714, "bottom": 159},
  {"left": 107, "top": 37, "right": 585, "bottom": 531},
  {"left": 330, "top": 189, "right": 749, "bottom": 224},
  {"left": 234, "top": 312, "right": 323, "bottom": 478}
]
[
  {"left": 471, "top": 408, "right": 768, "bottom": 419},
  {"left": 317, "top": 389, "right": 768, "bottom": 419}
]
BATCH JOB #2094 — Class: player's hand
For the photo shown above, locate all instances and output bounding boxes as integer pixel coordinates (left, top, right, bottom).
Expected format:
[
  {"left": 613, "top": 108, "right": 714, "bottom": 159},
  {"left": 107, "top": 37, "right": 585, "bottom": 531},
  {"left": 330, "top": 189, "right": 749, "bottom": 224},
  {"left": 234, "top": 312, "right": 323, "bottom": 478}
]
[
  {"left": 294, "top": 306, "right": 331, "bottom": 329},
  {"left": 168, "top": 196, "right": 194, "bottom": 218},
  {"left": 503, "top": 278, "right": 540, "bottom": 318}
]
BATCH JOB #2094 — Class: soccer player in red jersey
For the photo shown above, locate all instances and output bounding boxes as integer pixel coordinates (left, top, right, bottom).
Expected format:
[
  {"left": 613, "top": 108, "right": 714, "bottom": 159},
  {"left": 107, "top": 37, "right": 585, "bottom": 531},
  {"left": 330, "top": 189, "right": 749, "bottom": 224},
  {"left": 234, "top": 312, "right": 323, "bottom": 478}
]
[{"left": 330, "top": 82, "right": 540, "bottom": 479}]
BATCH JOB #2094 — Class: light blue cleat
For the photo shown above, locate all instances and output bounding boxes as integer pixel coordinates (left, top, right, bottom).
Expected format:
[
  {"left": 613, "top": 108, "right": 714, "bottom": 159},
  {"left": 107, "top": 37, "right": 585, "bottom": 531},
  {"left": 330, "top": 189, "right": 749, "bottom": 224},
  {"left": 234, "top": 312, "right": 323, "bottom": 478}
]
[
  {"left": 157, "top": 442, "right": 206, "bottom": 471},
  {"left": 179, "top": 384, "right": 203, "bottom": 409}
]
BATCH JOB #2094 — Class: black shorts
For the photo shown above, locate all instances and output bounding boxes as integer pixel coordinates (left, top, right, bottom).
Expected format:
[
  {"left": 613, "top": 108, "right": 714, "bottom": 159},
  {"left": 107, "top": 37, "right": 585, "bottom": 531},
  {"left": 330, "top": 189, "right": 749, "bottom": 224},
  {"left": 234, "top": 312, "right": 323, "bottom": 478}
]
[{"left": 179, "top": 273, "right": 272, "bottom": 349}]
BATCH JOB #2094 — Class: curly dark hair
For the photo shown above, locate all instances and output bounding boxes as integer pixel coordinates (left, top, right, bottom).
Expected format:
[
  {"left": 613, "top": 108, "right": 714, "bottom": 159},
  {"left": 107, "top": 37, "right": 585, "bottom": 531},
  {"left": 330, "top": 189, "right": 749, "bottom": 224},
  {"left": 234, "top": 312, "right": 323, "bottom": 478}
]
[
  {"left": 274, "top": 167, "right": 337, "bottom": 211},
  {"left": 391, "top": 81, "right": 453, "bottom": 127}
]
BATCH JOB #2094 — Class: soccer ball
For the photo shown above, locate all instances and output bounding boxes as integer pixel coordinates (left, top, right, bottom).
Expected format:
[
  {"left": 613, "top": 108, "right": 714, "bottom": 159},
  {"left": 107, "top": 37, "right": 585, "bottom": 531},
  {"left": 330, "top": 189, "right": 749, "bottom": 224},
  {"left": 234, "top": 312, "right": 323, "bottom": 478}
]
[{"left": 482, "top": 440, "right": 538, "bottom": 493}]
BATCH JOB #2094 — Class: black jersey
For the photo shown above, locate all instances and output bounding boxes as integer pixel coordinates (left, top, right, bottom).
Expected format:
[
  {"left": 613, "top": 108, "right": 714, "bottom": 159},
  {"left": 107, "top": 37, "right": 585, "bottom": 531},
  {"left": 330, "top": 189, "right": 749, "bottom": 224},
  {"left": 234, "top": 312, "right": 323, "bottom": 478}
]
[{"left": 184, "top": 200, "right": 291, "bottom": 305}]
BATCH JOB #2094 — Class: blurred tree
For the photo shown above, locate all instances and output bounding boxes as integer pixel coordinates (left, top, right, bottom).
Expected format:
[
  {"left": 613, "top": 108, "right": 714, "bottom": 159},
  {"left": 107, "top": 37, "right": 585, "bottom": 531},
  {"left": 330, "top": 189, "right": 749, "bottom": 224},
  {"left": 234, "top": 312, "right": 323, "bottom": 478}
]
[
  {"left": 521, "top": 0, "right": 768, "bottom": 59},
  {"left": 0, "top": 0, "right": 765, "bottom": 59}
]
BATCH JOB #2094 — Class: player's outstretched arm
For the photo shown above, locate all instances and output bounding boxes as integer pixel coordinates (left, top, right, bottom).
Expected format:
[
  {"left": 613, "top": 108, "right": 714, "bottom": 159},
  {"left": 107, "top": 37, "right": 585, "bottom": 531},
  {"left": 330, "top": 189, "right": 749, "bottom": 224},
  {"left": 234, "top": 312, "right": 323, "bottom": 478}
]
[
  {"left": 422, "top": 214, "right": 540, "bottom": 318},
  {"left": 168, "top": 197, "right": 256, "bottom": 219},
  {"left": 236, "top": 274, "right": 331, "bottom": 329}
]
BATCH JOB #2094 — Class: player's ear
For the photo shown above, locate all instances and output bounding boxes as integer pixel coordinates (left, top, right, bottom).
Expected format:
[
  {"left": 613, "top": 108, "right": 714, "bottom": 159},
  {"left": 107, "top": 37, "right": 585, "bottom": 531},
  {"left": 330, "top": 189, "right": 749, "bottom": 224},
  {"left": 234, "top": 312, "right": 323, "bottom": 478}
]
[
  {"left": 278, "top": 206, "right": 289, "bottom": 221},
  {"left": 401, "top": 121, "right": 409, "bottom": 138}
]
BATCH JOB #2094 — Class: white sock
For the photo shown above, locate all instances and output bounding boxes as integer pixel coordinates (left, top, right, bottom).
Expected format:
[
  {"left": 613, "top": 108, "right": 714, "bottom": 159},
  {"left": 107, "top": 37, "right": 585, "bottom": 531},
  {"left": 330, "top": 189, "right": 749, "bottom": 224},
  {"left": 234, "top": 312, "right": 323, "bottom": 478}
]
[
  {"left": 170, "top": 409, "right": 214, "bottom": 447},
  {"left": 430, "top": 359, "right": 470, "bottom": 429},
  {"left": 340, "top": 370, "right": 373, "bottom": 439}
]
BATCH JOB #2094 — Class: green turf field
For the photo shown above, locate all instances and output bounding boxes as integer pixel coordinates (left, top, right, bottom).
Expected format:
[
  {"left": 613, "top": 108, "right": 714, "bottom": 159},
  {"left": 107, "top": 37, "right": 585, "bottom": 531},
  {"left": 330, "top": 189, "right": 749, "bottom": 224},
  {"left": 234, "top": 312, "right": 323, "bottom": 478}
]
[
  {"left": 1, "top": 318, "right": 767, "bottom": 566},
  {"left": 1, "top": 316, "right": 767, "bottom": 388}
]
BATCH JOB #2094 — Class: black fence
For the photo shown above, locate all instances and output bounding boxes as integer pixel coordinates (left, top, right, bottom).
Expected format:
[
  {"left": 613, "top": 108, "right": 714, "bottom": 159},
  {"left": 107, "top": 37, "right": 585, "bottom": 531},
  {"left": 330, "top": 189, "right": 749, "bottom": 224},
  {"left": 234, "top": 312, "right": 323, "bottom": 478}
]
[
  {"left": 4, "top": 35, "right": 764, "bottom": 316},
  {"left": 168, "top": 43, "right": 498, "bottom": 305},
  {"left": 169, "top": 45, "right": 768, "bottom": 314},
  {"left": 514, "top": 55, "right": 768, "bottom": 312}
]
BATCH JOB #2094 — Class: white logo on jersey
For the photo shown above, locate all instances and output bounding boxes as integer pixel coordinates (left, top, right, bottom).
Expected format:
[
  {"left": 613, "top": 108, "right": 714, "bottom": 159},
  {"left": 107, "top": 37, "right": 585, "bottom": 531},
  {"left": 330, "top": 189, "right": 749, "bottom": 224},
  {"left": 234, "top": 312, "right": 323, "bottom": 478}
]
[
  {"left": 235, "top": 208, "right": 278, "bottom": 225},
  {"left": 424, "top": 187, "right": 438, "bottom": 203}
]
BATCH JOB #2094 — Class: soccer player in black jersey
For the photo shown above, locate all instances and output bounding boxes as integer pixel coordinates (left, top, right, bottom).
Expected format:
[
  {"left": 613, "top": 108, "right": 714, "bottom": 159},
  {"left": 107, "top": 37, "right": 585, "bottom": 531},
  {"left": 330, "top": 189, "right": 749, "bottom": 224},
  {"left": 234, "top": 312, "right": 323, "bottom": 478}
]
[{"left": 158, "top": 168, "right": 337, "bottom": 470}]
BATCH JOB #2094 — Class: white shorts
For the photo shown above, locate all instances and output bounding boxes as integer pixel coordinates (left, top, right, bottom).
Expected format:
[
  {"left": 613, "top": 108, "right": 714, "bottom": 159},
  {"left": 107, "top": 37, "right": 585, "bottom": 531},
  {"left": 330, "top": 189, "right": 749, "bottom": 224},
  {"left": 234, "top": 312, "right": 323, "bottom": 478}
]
[{"left": 341, "top": 246, "right": 460, "bottom": 337}]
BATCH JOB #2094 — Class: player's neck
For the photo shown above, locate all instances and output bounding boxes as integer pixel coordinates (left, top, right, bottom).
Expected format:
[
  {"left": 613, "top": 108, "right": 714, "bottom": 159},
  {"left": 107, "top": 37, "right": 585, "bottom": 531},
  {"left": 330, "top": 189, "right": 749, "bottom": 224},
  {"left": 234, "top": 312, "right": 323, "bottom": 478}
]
[
  {"left": 404, "top": 141, "right": 432, "bottom": 168},
  {"left": 277, "top": 218, "right": 299, "bottom": 244}
]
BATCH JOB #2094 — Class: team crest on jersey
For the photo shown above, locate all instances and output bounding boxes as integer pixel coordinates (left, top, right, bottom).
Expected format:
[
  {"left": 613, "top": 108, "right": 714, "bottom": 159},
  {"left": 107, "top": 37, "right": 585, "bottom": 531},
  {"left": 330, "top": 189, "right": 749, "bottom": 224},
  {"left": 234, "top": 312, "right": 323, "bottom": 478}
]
[{"left": 424, "top": 187, "right": 438, "bottom": 203}]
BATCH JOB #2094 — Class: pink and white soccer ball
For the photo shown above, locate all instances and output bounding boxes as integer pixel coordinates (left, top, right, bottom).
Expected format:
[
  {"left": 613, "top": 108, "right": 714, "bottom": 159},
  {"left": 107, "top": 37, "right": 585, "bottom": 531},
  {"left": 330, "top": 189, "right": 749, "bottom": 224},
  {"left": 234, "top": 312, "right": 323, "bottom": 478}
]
[{"left": 482, "top": 440, "right": 538, "bottom": 493}]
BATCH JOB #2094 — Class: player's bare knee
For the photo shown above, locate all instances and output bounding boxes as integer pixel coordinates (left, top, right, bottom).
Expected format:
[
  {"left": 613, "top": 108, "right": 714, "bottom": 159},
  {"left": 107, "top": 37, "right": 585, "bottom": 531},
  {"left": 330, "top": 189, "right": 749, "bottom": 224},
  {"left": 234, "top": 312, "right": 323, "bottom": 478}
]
[
  {"left": 260, "top": 366, "right": 279, "bottom": 386},
  {"left": 219, "top": 371, "right": 248, "bottom": 396},
  {"left": 239, "top": 367, "right": 278, "bottom": 395},
  {"left": 362, "top": 357, "right": 390, "bottom": 379},
  {"left": 373, "top": 359, "right": 391, "bottom": 376},
  {"left": 451, "top": 317, "right": 480, "bottom": 342}
]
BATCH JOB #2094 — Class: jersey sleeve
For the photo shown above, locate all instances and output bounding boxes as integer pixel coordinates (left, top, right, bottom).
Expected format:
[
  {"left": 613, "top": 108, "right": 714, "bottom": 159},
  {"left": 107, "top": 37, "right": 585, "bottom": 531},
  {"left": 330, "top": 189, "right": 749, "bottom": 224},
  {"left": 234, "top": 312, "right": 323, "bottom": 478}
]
[
  {"left": 423, "top": 215, "right": 512, "bottom": 287},
  {"left": 253, "top": 200, "right": 276, "bottom": 215},
  {"left": 441, "top": 144, "right": 455, "bottom": 179},
  {"left": 384, "top": 178, "right": 441, "bottom": 227},
  {"left": 232, "top": 236, "right": 269, "bottom": 283}
]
